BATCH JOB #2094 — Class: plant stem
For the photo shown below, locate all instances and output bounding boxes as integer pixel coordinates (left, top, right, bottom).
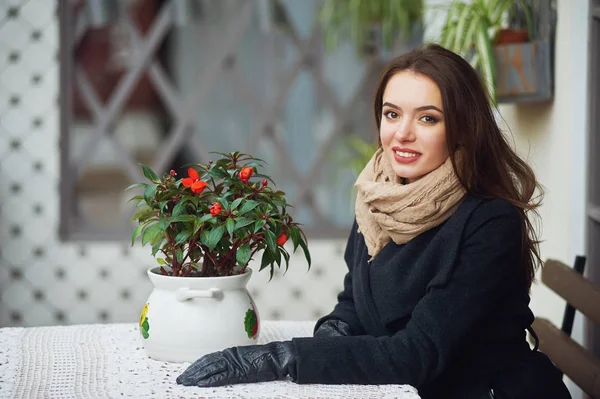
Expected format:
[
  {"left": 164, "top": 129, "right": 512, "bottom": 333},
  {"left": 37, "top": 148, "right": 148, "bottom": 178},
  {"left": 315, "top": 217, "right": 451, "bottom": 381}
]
[
  {"left": 202, "top": 249, "right": 218, "bottom": 276},
  {"left": 164, "top": 228, "right": 180, "bottom": 276},
  {"left": 179, "top": 235, "right": 198, "bottom": 268}
]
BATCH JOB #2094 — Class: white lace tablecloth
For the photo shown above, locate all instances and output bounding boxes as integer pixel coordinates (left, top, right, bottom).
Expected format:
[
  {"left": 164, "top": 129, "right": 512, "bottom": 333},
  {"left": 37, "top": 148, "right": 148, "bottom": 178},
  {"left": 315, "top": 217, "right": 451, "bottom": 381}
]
[{"left": 0, "top": 321, "right": 420, "bottom": 398}]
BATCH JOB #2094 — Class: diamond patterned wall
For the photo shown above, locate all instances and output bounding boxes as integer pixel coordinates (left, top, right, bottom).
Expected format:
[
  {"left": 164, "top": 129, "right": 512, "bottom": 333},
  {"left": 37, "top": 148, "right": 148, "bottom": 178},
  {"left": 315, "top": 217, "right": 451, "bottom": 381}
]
[{"left": 0, "top": 0, "right": 350, "bottom": 327}]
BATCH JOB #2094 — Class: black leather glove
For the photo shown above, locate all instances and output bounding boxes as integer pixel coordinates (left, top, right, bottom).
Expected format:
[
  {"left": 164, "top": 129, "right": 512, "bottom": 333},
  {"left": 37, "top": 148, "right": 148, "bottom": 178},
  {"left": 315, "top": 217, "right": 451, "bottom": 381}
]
[
  {"left": 313, "top": 319, "right": 352, "bottom": 338},
  {"left": 176, "top": 341, "right": 297, "bottom": 387}
]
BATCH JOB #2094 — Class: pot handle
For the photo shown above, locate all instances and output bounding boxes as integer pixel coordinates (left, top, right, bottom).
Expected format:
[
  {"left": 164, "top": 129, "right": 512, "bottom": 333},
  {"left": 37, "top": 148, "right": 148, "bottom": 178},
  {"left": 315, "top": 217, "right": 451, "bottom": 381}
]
[{"left": 175, "top": 287, "right": 222, "bottom": 301}]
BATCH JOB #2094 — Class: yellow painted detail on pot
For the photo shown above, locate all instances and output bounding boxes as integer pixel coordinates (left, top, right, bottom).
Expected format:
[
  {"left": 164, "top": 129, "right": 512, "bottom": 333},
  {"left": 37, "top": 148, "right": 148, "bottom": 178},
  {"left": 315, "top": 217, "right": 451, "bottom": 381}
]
[{"left": 140, "top": 303, "right": 148, "bottom": 327}]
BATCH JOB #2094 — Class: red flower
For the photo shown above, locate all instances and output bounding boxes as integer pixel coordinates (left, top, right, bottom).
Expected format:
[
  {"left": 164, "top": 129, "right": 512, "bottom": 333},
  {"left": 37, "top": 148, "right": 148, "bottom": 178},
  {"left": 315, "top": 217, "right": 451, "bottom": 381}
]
[
  {"left": 182, "top": 168, "right": 208, "bottom": 194},
  {"left": 262, "top": 179, "right": 268, "bottom": 186},
  {"left": 240, "top": 167, "right": 254, "bottom": 183},
  {"left": 169, "top": 169, "right": 177, "bottom": 176},
  {"left": 210, "top": 202, "right": 222, "bottom": 216},
  {"left": 276, "top": 233, "right": 288, "bottom": 246}
]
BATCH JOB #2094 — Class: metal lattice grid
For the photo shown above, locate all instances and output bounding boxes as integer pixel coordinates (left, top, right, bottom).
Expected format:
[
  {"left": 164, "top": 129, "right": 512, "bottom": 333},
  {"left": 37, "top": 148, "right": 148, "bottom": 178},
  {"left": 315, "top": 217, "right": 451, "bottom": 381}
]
[{"left": 59, "top": 0, "right": 394, "bottom": 241}]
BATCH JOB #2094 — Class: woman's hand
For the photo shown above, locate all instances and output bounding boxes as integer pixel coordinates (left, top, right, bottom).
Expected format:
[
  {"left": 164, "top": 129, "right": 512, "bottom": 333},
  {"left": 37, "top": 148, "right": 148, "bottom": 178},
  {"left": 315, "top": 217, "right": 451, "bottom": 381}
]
[
  {"left": 313, "top": 319, "right": 353, "bottom": 338},
  {"left": 176, "top": 341, "right": 297, "bottom": 387}
]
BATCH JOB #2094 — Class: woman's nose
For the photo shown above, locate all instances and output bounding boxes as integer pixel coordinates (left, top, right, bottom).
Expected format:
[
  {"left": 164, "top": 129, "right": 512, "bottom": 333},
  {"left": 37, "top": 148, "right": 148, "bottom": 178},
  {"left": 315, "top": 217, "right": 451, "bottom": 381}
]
[{"left": 394, "top": 121, "right": 415, "bottom": 142}]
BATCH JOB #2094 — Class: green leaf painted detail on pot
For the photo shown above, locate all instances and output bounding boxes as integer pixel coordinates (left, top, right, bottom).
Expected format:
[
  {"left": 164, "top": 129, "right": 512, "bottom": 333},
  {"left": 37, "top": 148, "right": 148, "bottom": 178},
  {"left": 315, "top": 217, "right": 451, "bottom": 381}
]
[
  {"left": 244, "top": 308, "right": 258, "bottom": 339},
  {"left": 140, "top": 303, "right": 150, "bottom": 339}
]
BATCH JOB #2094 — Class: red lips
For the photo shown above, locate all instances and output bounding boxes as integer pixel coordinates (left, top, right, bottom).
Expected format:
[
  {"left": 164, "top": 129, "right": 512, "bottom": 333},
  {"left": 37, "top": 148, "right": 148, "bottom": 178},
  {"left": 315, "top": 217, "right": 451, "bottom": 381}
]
[{"left": 392, "top": 147, "right": 421, "bottom": 164}]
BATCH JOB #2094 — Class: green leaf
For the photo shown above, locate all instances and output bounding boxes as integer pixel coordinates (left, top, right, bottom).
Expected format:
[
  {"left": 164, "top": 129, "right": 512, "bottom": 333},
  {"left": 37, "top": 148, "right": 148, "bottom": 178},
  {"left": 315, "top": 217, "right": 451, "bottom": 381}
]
[
  {"left": 440, "top": 1, "right": 463, "bottom": 48},
  {"left": 206, "top": 225, "right": 225, "bottom": 251},
  {"left": 459, "top": 13, "right": 480, "bottom": 55},
  {"left": 158, "top": 200, "right": 169, "bottom": 211},
  {"left": 269, "top": 263, "right": 275, "bottom": 282},
  {"left": 452, "top": 4, "right": 472, "bottom": 52},
  {"left": 239, "top": 200, "right": 259, "bottom": 215},
  {"left": 131, "top": 223, "right": 145, "bottom": 246},
  {"left": 130, "top": 207, "right": 155, "bottom": 223},
  {"left": 125, "top": 183, "right": 148, "bottom": 191},
  {"left": 226, "top": 218, "right": 235, "bottom": 238},
  {"left": 151, "top": 239, "right": 163, "bottom": 257},
  {"left": 236, "top": 243, "right": 251, "bottom": 266},
  {"left": 172, "top": 201, "right": 188, "bottom": 217},
  {"left": 281, "top": 247, "right": 290, "bottom": 274},
  {"left": 176, "top": 248, "right": 184, "bottom": 264},
  {"left": 198, "top": 213, "right": 214, "bottom": 223},
  {"left": 216, "top": 197, "right": 229, "bottom": 210},
  {"left": 194, "top": 214, "right": 213, "bottom": 234},
  {"left": 207, "top": 167, "right": 229, "bottom": 179},
  {"left": 299, "top": 239, "right": 312, "bottom": 269},
  {"left": 175, "top": 230, "right": 192, "bottom": 245},
  {"left": 128, "top": 195, "right": 144, "bottom": 204},
  {"left": 156, "top": 258, "right": 166, "bottom": 265},
  {"left": 253, "top": 219, "right": 266, "bottom": 233},
  {"left": 142, "top": 223, "right": 163, "bottom": 247},
  {"left": 230, "top": 197, "right": 244, "bottom": 210},
  {"left": 265, "top": 229, "right": 277, "bottom": 254},
  {"left": 473, "top": 19, "right": 496, "bottom": 103},
  {"left": 234, "top": 217, "right": 254, "bottom": 230},
  {"left": 289, "top": 225, "right": 300, "bottom": 251},
  {"left": 159, "top": 218, "right": 170, "bottom": 230},
  {"left": 260, "top": 250, "right": 272, "bottom": 271},
  {"left": 244, "top": 308, "right": 257, "bottom": 339},
  {"left": 140, "top": 163, "right": 160, "bottom": 182},
  {"left": 183, "top": 195, "right": 200, "bottom": 207},
  {"left": 242, "top": 161, "right": 264, "bottom": 169},
  {"left": 490, "top": 0, "right": 513, "bottom": 25},
  {"left": 200, "top": 230, "right": 211, "bottom": 247},
  {"left": 144, "top": 184, "right": 159, "bottom": 203},
  {"left": 169, "top": 215, "right": 198, "bottom": 224},
  {"left": 141, "top": 319, "right": 149, "bottom": 339},
  {"left": 274, "top": 247, "right": 282, "bottom": 268}
]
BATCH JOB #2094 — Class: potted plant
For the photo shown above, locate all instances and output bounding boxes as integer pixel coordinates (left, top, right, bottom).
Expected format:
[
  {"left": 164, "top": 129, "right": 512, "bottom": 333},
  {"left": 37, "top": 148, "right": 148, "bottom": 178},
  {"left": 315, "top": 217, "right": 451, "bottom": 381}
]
[
  {"left": 439, "top": 0, "right": 534, "bottom": 102},
  {"left": 318, "top": 0, "right": 424, "bottom": 56},
  {"left": 127, "top": 151, "right": 311, "bottom": 363}
]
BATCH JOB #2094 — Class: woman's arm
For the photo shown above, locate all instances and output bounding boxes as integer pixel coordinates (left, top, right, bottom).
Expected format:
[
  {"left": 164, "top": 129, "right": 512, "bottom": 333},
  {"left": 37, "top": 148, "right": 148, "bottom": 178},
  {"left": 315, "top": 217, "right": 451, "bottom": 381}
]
[
  {"left": 313, "top": 221, "right": 366, "bottom": 337},
  {"left": 294, "top": 200, "right": 521, "bottom": 387}
]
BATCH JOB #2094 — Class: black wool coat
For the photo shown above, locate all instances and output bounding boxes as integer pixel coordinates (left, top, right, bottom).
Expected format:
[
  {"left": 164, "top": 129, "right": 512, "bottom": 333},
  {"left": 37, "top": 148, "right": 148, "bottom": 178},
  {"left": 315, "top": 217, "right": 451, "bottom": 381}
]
[{"left": 291, "top": 196, "right": 571, "bottom": 399}]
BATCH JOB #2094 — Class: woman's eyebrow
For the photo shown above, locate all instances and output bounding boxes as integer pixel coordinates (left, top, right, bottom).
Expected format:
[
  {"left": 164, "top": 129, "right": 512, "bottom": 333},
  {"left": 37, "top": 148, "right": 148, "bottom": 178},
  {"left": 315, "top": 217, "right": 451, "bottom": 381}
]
[
  {"left": 382, "top": 101, "right": 400, "bottom": 110},
  {"left": 382, "top": 102, "right": 443, "bottom": 114},
  {"left": 416, "top": 105, "right": 443, "bottom": 114}
]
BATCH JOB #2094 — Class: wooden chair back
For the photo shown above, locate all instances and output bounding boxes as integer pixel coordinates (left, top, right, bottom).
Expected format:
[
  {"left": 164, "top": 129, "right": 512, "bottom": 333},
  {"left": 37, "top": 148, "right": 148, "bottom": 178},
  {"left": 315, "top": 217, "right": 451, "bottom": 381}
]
[{"left": 532, "top": 258, "right": 600, "bottom": 398}]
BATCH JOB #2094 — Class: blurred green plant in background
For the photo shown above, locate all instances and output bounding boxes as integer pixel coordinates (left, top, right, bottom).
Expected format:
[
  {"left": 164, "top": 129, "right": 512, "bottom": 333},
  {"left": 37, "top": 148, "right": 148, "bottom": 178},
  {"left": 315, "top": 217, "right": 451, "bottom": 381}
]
[
  {"left": 319, "top": 0, "right": 424, "bottom": 54},
  {"left": 345, "top": 135, "right": 379, "bottom": 177}
]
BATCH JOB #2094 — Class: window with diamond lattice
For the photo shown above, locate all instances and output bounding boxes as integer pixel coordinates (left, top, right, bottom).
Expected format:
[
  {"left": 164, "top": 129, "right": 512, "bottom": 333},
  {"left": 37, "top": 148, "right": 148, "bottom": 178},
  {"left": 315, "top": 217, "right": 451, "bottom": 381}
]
[{"left": 59, "top": 0, "right": 387, "bottom": 241}]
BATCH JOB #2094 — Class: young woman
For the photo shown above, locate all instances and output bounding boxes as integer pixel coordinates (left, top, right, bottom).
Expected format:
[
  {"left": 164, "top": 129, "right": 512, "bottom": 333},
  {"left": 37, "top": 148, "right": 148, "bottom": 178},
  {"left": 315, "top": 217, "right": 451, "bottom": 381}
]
[{"left": 177, "top": 44, "right": 571, "bottom": 399}]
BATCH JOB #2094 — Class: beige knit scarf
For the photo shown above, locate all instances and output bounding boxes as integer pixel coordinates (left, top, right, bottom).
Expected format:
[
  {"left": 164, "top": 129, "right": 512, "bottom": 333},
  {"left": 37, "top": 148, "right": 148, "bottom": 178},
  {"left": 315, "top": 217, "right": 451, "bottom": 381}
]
[{"left": 355, "top": 148, "right": 466, "bottom": 260}]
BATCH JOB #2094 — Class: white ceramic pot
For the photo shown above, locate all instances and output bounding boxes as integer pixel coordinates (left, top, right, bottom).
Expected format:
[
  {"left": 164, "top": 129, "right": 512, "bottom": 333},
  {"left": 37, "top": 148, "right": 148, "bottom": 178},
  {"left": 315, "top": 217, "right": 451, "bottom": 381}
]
[{"left": 139, "top": 267, "right": 260, "bottom": 363}]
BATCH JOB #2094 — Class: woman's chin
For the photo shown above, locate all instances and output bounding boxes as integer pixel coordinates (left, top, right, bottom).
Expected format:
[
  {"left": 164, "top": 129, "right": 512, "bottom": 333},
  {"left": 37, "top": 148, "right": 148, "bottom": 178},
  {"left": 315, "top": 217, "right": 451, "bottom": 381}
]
[{"left": 392, "top": 166, "right": 420, "bottom": 182}]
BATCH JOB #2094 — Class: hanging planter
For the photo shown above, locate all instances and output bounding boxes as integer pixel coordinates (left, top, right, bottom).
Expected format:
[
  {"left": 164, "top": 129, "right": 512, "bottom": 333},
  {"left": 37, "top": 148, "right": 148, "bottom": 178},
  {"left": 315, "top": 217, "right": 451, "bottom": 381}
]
[
  {"left": 493, "top": 39, "right": 553, "bottom": 103},
  {"left": 440, "top": 0, "right": 555, "bottom": 104}
]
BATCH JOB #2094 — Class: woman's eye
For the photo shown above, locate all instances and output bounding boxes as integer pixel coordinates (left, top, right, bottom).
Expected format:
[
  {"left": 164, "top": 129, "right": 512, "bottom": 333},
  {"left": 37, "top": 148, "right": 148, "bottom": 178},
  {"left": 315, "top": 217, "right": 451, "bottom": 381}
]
[
  {"left": 420, "top": 115, "right": 437, "bottom": 123},
  {"left": 384, "top": 110, "right": 398, "bottom": 119}
]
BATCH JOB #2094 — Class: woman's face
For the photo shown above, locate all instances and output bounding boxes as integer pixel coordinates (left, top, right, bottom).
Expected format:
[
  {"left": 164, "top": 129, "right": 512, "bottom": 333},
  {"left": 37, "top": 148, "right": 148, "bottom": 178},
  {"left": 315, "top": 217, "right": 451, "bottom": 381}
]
[{"left": 379, "top": 71, "right": 449, "bottom": 183}]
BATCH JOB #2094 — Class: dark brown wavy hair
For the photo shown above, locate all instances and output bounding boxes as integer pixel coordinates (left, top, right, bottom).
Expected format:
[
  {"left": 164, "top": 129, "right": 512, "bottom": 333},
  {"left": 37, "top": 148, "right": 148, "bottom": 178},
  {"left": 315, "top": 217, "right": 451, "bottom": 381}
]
[{"left": 373, "top": 43, "right": 543, "bottom": 289}]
